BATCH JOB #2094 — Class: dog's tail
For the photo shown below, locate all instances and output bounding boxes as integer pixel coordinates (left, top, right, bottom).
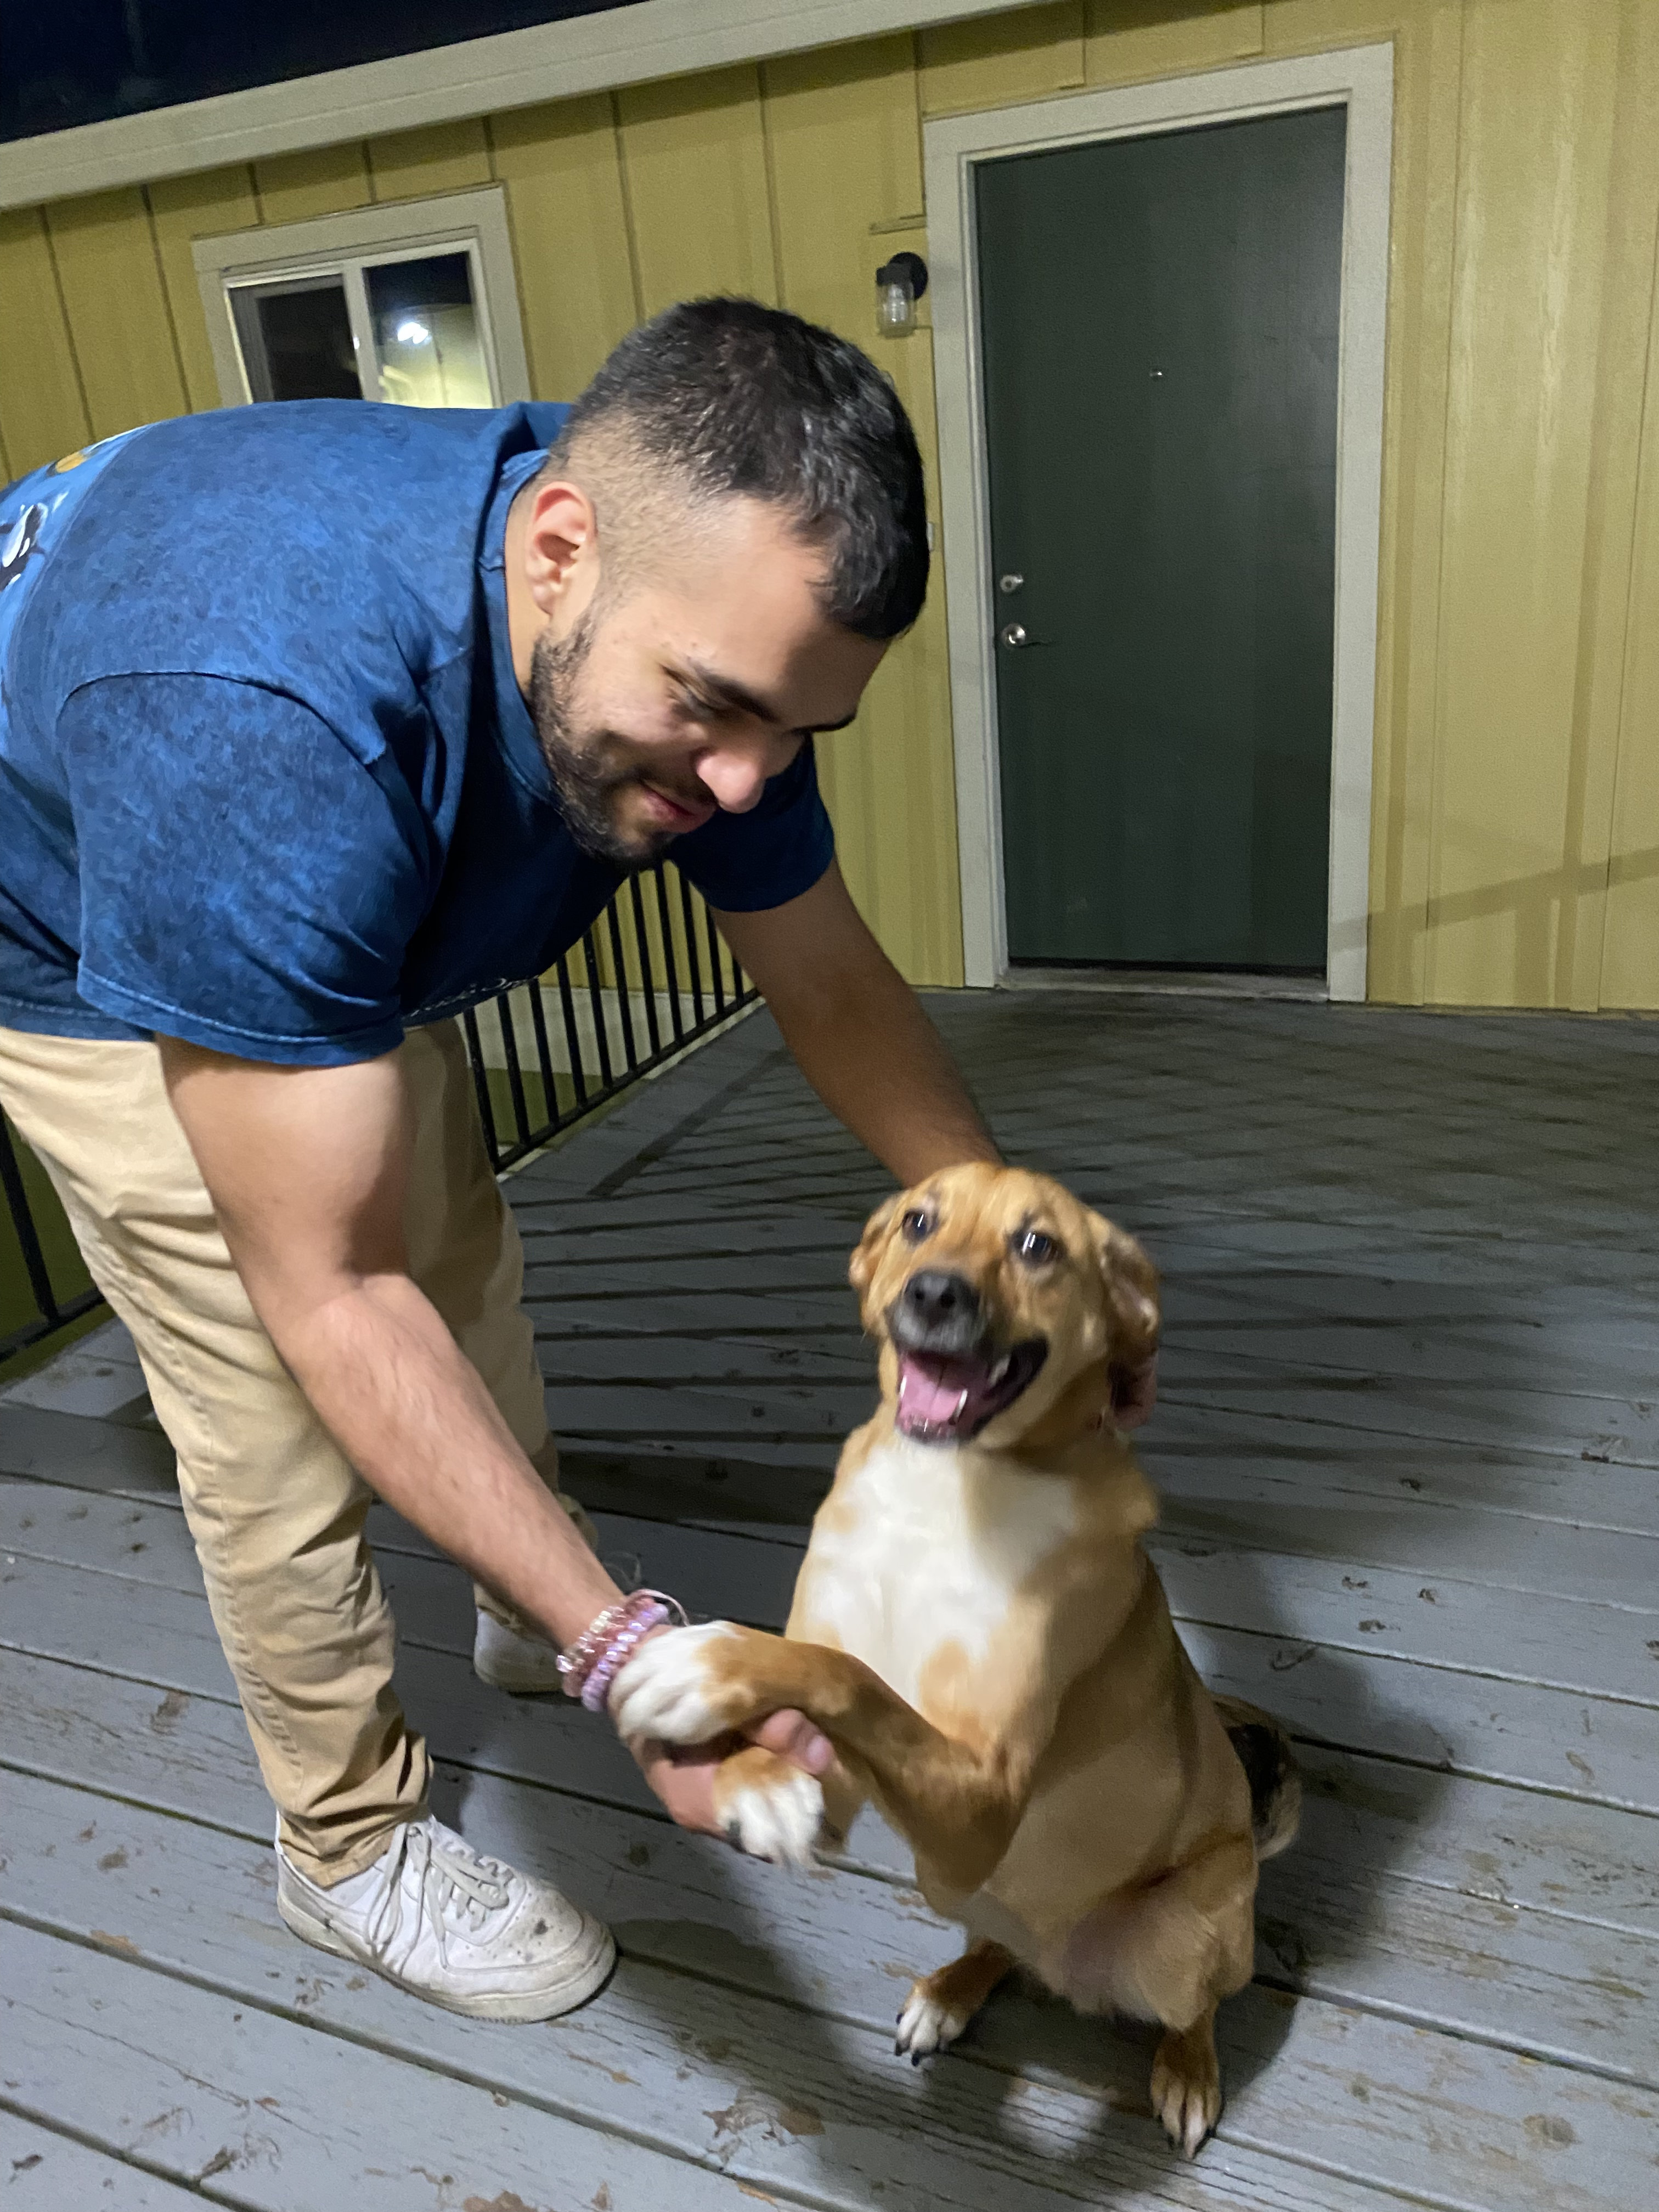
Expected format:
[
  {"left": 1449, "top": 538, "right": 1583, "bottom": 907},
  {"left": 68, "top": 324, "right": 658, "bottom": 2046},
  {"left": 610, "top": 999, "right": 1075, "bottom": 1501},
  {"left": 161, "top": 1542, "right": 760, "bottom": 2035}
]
[{"left": 1212, "top": 1694, "right": 1301, "bottom": 1862}]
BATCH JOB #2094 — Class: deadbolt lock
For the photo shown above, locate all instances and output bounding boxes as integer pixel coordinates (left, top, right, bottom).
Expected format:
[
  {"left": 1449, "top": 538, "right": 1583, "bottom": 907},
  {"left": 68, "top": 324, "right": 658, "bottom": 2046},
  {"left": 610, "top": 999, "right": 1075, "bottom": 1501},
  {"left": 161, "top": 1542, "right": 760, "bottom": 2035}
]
[{"left": 998, "top": 573, "right": 1025, "bottom": 595}]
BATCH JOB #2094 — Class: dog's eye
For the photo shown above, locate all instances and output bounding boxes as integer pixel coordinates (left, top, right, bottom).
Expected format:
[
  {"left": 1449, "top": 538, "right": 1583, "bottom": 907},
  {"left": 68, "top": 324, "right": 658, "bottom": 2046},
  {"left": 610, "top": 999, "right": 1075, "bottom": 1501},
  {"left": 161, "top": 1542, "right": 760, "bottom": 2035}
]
[
  {"left": 1012, "top": 1228, "right": 1059, "bottom": 1267},
  {"left": 900, "top": 1209, "right": 934, "bottom": 1243}
]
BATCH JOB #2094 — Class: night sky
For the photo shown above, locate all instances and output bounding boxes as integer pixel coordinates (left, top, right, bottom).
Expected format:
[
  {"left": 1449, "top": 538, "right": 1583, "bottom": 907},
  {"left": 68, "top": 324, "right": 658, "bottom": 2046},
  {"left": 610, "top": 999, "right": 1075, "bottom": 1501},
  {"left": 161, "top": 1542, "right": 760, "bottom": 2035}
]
[{"left": 1, "top": 1, "right": 643, "bottom": 141}]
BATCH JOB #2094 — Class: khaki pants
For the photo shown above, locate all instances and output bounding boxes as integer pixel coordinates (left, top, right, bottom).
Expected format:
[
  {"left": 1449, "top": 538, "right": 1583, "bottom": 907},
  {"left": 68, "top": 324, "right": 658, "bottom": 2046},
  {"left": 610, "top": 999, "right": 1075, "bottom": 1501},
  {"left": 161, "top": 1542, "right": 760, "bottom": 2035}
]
[{"left": 0, "top": 1018, "right": 554, "bottom": 1883}]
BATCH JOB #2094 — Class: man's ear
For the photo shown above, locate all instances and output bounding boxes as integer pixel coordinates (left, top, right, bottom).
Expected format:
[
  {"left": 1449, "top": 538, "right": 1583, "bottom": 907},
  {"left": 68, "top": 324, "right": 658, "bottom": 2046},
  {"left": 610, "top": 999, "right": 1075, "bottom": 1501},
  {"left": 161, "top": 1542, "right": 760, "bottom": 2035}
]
[
  {"left": 522, "top": 477, "right": 599, "bottom": 616},
  {"left": 849, "top": 1193, "right": 903, "bottom": 1296},
  {"left": 1088, "top": 1211, "right": 1161, "bottom": 1370}
]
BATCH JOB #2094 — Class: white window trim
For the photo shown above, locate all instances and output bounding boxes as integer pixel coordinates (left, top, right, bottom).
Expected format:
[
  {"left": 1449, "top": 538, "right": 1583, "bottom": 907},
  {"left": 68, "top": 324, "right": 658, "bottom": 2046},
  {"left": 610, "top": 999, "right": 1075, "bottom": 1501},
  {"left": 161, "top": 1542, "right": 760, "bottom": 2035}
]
[
  {"left": 926, "top": 43, "right": 1394, "bottom": 1003},
  {"left": 0, "top": 0, "right": 1029, "bottom": 213},
  {"left": 193, "top": 187, "right": 531, "bottom": 411}
]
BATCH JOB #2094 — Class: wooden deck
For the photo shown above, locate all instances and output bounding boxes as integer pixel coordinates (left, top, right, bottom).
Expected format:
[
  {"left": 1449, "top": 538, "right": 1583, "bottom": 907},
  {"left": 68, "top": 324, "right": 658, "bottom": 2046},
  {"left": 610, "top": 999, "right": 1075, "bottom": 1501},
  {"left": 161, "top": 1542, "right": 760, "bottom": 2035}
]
[{"left": 3, "top": 987, "right": 1657, "bottom": 2210}]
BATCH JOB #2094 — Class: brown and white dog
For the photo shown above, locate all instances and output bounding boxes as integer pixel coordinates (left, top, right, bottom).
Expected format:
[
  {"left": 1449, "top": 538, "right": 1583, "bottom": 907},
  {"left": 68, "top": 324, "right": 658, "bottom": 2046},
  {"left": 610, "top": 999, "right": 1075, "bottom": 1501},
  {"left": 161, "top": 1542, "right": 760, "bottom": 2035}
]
[{"left": 610, "top": 1164, "right": 1298, "bottom": 2156}]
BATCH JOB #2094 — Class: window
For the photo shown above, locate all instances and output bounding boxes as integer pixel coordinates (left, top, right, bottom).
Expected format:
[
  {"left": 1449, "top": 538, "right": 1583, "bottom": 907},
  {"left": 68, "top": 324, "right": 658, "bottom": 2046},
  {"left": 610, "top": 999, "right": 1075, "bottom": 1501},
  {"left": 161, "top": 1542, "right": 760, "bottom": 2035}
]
[{"left": 193, "top": 189, "right": 530, "bottom": 412}]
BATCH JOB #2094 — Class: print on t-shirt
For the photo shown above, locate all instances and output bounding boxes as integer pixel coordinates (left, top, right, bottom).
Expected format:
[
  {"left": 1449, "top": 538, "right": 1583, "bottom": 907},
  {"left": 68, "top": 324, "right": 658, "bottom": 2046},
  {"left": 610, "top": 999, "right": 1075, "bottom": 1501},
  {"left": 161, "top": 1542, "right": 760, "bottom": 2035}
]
[{"left": 0, "top": 436, "right": 142, "bottom": 699}]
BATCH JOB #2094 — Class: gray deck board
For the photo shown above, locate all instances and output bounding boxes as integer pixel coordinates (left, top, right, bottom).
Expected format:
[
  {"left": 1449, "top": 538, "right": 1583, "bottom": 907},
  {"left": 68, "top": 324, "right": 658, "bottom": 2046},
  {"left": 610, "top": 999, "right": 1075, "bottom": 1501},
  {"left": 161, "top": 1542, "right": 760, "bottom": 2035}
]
[
  {"left": 10, "top": 1702, "right": 1659, "bottom": 2210},
  {"left": 0, "top": 2110, "right": 207, "bottom": 2206},
  {"left": 3, "top": 1862, "right": 1419, "bottom": 2212},
  {"left": 4, "top": 988, "right": 1658, "bottom": 2209},
  {"left": 2, "top": 1919, "right": 791, "bottom": 2212},
  {"left": 9, "top": 1643, "right": 1659, "bottom": 2109},
  {"left": 16, "top": 1472, "right": 1656, "bottom": 1702},
  {"left": 10, "top": 1499, "right": 1658, "bottom": 1813}
]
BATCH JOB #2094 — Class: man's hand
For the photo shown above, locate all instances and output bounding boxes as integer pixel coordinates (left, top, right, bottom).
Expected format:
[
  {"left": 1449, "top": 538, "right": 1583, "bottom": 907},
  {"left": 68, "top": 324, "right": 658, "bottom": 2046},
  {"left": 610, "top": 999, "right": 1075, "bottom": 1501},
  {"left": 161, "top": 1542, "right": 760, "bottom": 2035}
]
[
  {"left": 716, "top": 864, "right": 999, "bottom": 1187},
  {"left": 634, "top": 1707, "right": 833, "bottom": 1836}
]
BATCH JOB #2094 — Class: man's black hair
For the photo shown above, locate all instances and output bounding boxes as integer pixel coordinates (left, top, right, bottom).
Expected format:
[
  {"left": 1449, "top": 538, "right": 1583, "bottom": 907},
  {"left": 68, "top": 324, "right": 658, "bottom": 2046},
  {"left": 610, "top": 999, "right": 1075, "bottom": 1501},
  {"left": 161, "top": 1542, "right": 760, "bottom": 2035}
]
[{"left": 553, "top": 297, "right": 929, "bottom": 641}]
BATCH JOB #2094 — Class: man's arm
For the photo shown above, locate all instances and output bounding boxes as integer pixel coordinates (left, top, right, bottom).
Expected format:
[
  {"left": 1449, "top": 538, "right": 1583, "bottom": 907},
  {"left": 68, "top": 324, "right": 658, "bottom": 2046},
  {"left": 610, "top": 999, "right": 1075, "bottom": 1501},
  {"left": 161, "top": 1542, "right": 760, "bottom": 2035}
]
[
  {"left": 715, "top": 862, "right": 1000, "bottom": 1185},
  {"left": 159, "top": 1038, "right": 830, "bottom": 1819}
]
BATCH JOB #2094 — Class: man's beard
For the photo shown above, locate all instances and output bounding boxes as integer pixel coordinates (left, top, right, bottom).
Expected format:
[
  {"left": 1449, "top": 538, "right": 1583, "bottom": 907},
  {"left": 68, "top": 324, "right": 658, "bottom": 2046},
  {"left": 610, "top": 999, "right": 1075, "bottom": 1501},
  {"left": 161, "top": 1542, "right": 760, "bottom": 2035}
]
[{"left": 529, "top": 610, "right": 676, "bottom": 871}]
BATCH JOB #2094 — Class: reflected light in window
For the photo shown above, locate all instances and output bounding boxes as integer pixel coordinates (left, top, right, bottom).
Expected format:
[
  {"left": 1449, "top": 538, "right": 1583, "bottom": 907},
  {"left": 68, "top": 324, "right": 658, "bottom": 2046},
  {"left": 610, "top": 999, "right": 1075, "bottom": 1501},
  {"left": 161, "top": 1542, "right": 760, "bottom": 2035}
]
[{"left": 396, "top": 318, "right": 432, "bottom": 346}]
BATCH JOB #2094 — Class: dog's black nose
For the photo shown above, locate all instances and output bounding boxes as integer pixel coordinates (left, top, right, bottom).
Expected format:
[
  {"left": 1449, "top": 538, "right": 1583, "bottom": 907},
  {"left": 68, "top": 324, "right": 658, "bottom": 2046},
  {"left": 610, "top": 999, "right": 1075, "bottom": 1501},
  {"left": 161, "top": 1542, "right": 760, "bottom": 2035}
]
[{"left": 899, "top": 1270, "right": 984, "bottom": 1348}]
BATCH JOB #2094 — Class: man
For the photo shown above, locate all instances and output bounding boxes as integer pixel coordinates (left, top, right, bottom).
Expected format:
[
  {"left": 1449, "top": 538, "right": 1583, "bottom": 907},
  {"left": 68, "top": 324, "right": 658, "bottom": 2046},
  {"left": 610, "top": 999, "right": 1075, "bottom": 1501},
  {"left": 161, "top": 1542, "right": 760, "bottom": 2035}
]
[{"left": 0, "top": 298, "right": 1012, "bottom": 2021}]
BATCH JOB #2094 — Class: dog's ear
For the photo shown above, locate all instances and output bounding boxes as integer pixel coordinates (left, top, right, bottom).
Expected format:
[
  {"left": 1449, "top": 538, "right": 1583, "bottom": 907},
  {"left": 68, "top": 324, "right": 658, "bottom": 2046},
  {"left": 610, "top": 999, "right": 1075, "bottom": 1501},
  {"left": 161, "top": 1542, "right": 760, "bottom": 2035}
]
[
  {"left": 849, "top": 1193, "right": 903, "bottom": 1296},
  {"left": 1088, "top": 1211, "right": 1161, "bottom": 1370}
]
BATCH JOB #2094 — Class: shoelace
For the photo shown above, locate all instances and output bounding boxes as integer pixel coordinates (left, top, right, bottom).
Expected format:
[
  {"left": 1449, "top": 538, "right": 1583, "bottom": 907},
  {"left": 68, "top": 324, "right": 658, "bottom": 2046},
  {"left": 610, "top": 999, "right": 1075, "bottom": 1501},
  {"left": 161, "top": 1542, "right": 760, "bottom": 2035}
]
[{"left": 364, "top": 1823, "right": 513, "bottom": 1972}]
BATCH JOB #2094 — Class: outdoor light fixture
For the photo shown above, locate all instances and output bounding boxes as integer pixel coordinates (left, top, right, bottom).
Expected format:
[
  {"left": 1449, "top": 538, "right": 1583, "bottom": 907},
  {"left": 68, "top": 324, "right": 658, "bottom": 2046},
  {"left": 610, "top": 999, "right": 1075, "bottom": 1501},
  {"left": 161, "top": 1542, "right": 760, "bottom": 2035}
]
[
  {"left": 396, "top": 317, "right": 432, "bottom": 346},
  {"left": 876, "top": 252, "right": 928, "bottom": 338}
]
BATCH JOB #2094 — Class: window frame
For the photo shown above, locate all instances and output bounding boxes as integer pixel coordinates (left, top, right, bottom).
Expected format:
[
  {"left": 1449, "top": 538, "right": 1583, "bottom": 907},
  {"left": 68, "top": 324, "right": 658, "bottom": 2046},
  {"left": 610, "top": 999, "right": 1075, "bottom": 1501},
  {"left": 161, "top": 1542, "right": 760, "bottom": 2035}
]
[{"left": 191, "top": 186, "right": 531, "bottom": 411}]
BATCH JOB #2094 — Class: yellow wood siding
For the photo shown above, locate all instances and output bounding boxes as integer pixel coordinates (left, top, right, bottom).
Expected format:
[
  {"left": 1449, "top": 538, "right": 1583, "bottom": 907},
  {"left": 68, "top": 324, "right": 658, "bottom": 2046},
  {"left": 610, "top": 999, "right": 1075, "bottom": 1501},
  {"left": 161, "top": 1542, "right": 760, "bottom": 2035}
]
[
  {"left": 365, "top": 120, "right": 493, "bottom": 202},
  {"left": 1427, "top": 6, "right": 1623, "bottom": 1005},
  {"left": 918, "top": 5, "right": 1086, "bottom": 111},
  {"left": 3, "top": 0, "right": 1659, "bottom": 1008},
  {"left": 42, "top": 189, "right": 188, "bottom": 442},
  {"left": 1343, "top": 0, "right": 1465, "bottom": 1006},
  {"left": 489, "top": 96, "right": 640, "bottom": 402},
  {"left": 1598, "top": 42, "right": 1659, "bottom": 1014},
  {"left": 1085, "top": 2, "right": 1264, "bottom": 86},
  {"left": 253, "top": 145, "right": 374, "bottom": 224},
  {"left": 1550, "top": 2, "right": 1659, "bottom": 1012},
  {"left": 616, "top": 68, "right": 777, "bottom": 311},
  {"left": 0, "top": 208, "right": 92, "bottom": 474},
  {"left": 146, "top": 167, "right": 262, "bottom": 412},
  {"left": 765, "top": 37, "right": 963, "bottom": 983}
]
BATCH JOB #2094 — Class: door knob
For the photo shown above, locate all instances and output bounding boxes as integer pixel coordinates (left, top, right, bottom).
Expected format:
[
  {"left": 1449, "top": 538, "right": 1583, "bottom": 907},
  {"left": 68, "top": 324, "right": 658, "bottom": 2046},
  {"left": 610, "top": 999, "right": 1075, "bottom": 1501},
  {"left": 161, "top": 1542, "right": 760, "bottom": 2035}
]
[{"left": 998, "top": 622, "right": 1031, "bottom": 649}]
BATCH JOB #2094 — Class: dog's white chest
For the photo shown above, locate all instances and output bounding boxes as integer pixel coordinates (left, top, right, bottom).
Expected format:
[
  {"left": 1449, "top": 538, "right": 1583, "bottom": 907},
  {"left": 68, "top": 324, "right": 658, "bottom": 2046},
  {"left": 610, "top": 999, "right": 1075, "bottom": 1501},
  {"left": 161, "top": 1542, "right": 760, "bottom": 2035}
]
[{"left": 797, "top": 1435, "right": 1078, "bottom": 1712}]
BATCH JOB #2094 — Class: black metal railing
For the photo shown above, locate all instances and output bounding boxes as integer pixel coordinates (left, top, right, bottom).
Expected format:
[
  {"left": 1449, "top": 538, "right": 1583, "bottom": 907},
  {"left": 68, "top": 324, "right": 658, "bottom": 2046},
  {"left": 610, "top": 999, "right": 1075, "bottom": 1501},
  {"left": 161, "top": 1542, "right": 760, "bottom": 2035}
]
[
  {"left": 0, "top": 865, "right": 757, "bottom": 1363},
  {"left": 0, "top": 1111, "right": 103, "bottom": 1365},
  {"left": 460, "top": 861, "right": 758, "bottom": 1172}
]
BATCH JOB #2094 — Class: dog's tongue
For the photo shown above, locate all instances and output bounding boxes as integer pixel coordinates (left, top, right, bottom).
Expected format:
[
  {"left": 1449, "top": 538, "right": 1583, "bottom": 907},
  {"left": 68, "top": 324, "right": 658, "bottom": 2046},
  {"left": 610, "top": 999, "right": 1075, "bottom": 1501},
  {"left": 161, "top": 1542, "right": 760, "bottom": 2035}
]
[{"left": 898, "top": 1354, "right": 977, "bottom": 1426}]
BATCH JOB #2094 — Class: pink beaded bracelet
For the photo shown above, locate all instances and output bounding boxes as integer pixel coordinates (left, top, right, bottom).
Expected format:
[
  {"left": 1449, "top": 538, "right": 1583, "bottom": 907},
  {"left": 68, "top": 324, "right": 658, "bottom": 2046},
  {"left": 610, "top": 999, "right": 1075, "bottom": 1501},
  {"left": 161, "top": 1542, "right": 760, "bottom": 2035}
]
[
  {"left": 557, "top": 1587, "right": 687, "bottom": 1711},
  {"left": 582, "top": 1600, "right": 669, "bottom": 1712},
  {"left": 555, "top": 1595, "right": 634, "bottom": 1696}
]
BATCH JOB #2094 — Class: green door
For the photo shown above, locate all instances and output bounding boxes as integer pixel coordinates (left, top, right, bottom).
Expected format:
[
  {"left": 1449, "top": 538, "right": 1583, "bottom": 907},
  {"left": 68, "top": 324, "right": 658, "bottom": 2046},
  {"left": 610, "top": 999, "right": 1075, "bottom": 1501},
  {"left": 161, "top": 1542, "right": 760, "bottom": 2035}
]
[{"left": 978, "top": 106, "right": 1347, "bottom": 971}]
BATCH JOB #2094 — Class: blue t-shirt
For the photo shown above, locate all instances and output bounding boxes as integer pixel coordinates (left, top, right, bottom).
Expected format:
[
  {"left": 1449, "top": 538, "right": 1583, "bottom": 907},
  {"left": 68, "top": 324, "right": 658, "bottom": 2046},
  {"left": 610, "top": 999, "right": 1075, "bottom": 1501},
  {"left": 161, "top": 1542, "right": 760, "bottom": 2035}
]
[{"left": 0, "top": 402, "right": 833, "bottom": 1066}]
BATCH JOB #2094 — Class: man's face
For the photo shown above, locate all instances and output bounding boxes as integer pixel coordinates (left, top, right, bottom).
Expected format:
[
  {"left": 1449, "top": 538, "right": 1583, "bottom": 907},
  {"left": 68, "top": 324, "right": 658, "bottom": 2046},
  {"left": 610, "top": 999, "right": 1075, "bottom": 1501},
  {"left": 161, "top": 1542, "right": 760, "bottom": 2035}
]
[{"left": 526, "top": 496, "right": 887, "bottom": 870}]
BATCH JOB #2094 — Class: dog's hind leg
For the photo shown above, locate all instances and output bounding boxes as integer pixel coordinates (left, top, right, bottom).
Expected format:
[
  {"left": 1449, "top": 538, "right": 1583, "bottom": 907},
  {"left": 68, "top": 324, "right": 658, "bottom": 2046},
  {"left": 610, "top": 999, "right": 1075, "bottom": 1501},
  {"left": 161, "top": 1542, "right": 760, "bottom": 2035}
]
[
  {"left": 1139, "top": 1855, "right": 1254, "bottom": 2157},
  {"left": 1151, "top": 2004, "right": 1223, "bottom": 2159},
  {"left": 1054, "top": 1833, "right": 1256, "bottom": 2159},
  {"left": 894, "top": 1939, "right": 1015, "bottom": 2063}
]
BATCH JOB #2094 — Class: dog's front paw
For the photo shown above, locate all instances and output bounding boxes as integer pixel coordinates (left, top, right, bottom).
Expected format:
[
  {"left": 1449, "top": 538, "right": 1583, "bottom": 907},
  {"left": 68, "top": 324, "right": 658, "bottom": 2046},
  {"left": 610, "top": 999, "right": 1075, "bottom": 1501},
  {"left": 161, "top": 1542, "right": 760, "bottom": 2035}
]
[
  {"left": 714, "top": 1749, "right": 825, "bottom": 1869},
  {"left": 894, "top": 1986, "right": 973, "bottom": 2064},
  {"left": 607, "top": 1621, "right": 746, "bottom": 1744}
]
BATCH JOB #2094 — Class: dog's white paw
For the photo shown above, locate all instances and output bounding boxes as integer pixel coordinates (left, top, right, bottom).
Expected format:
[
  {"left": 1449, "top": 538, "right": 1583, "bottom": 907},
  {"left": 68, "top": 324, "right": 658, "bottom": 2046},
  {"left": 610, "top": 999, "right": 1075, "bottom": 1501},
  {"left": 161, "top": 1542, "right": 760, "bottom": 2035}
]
[
  {"left": 894, "top": 1988, "right": 973, "bottom": 2065},
  {"left": 1150, "top": 2028, "right": 1223, "bottom": 2159},
  {"left": 607, "top": 1621, "right": 742, "bottom": 1743},
  {"left": 721, "top": 1770, "right": 825, "bottom": 1869}
]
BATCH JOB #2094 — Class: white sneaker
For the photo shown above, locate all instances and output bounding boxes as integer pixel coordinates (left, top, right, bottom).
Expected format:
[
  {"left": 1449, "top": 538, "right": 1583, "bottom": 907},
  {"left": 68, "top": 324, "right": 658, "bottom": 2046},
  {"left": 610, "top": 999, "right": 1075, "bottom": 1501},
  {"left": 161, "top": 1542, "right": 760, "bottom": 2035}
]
[
  {"left": 473, "top": 1608, "right": 565, "bottom": 1692},
  {"left": 276, "top": 1814, "right": 614, "bottom": 2021}
]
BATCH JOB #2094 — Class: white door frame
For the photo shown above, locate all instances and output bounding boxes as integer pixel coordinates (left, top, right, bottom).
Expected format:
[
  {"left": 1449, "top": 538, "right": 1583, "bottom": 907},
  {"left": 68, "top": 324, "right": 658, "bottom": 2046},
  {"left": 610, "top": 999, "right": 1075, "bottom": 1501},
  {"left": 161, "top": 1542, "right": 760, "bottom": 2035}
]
[{"left": 926, "top": 43, "right": 1393, "bottom": 1000}]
